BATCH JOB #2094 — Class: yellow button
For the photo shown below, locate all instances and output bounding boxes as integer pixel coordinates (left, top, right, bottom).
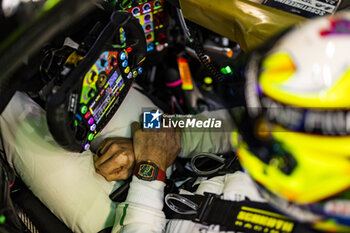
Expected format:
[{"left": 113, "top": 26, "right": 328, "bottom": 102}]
[
  {"left": 124, "top": 66, "right": 130, "bottom": 73},
  {"left": 204, "top": 76, "right": 213, "bottom": 85}
]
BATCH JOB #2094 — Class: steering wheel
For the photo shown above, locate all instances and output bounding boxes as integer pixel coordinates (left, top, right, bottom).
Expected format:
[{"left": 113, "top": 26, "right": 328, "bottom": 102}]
[{"left": 45, "top": 11, "right": 146, "bottom": 152}]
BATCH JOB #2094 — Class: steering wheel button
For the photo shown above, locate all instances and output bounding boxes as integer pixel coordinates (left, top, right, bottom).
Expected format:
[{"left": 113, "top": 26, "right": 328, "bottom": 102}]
[
  {"left": 124, "top": 66, "right": 130, "bottom": 73},
  {"left": 84, "top": 143, "right": 90, "bottom": 151},
  {"left": 121, "top": 35, "right": 126, "bottom": 43},
  {"left": 81, "top": 106, "right": 88, "bottom": 114},
  {"left": 138, "top": 67, "right": 143, "bottom": 74},
  {"left": 88, "top": 133, "right": 94, "bottom": 141},
  {"left": 154, "top": 0, "right": 161, "bottom": 8},
  {"left": 127, "top": 72, "right": 133, "bottom": 79},
  {"left": 120, "top": 52, "right": 126, "bottom": 60},
  {"left": 110, "top": 56, "right": 117, "bottom": 67},
  {"left": 100, "top": 59, "right": 107, "bottom": 67},
  {"left": 144, "top": 14, "right": 151, "bottom": 22},
  {"left": 127, "top": 47, "right": 132, "bottom": 53},
  {"left": 147, "top": 43, "right": 154, "bottom": 52},
  {"left": 88, "top": 117, "right": 94, "bottom": 125},
  {"left": 97, "top": 74, "right": 108, "bottom": 88},
  {"left": 90, "top": 124, "right": 96, "bottom": 131},
  {"left": 120, "top": 0, "right": 132, "bottom": 9},
  {"left": 143, "top": 3, "right": 151, "bottom": 12},
  {"left": 85, "top": 111, "right": 91, "bottom": 119},
  {"left": 122, "top": 60, "right": 128, "bottom": 68},
  {"left": 87, "top": 71, "right": 97, "bottom": 84},
  {"left": 88, "top": 89, "right": 96, "bottom": 98},
  {"left": 75, "top": 114, "right": 82, "bottom": 121},
  {"left": 132, "top": 7, "right": 140, "bottom": 15}
]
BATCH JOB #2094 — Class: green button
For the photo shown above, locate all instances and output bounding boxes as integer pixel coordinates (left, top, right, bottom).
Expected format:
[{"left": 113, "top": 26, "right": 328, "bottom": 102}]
[
  {"left": 88, "top": 89, "right": 96, "bottom": 98},
  {"left": 121, "top": 0, "right": 132, "bottom": 8},
  {"left": 88, "top": 133, "right": 94, "bottom": 141},
  {"left": 74, "top": 120, "right": 78, "bottom": 127},
  {"left": 133, "top": 71, "right": 138, "bottom": 78},
  {"left": 221, "top": 65, "right": 233, "bottom": 75},
  {"left": 81, "top": 106, "right": 88, "bottom": 114},
  {"left": 0, "top": 215, "right": 6, "bottom": 224}
]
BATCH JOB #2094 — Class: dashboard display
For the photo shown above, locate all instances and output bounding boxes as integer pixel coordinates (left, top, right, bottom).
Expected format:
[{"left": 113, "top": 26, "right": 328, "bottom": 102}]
[
  {"left": 76, "top": 49, "right": 129, "bottom": 150},
  {"left": 89, "top": 70, "right": 124, "bottom": 124}
]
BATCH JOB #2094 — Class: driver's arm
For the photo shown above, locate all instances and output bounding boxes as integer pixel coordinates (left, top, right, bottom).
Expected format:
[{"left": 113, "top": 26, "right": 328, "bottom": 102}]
[
  {"left": 112, "top": 122, "right": 181, "bottom": 233},
  {"left": 112, "top": 177, "right": 166, "bottom": 233},
  {"left": 179, "top": 109, "right": 234, "bottom": 158},
  {"left": 110, "top": 109, "right": 234, "bottom": 232}
]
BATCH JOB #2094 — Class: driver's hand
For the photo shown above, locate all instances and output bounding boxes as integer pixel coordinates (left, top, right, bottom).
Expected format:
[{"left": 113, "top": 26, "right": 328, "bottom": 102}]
[
  {"left": 131, "top": 122, "right": 181, "bottom": 172},
  {"left": 94, "top": 137, "right": 135, "bottom": 181}
]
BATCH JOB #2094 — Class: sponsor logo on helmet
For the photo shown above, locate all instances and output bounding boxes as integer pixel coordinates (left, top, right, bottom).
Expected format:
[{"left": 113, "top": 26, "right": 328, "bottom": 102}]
[
  {"left": 325, "top": 200, "right": 350, "bottom": 217},
  {"left": 320, "top": 18, "right": 350, "bottom": 36},
  {"left": 260, "top": 96, "right": 350, "bottom": 135}
]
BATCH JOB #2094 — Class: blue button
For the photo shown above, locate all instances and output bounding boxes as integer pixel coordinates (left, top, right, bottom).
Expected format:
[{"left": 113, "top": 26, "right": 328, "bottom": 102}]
[
  {"left": 122, "top": 60, "right": 128, "bottom": 68},
  {"left": 84, "top": 143, "right": 90, "bottom": 151},
  {"left": 75, "top": 114, "right": 82, "bottom": 121},
  {"left": 147, "top": 43, "right": 154, "bottom": 52},
  {"left": 120, "top": 52, "right": 126, "bottom": 60},
  {"left": 127, "top": 72, "right": 133, "bottom": 79},
  {"left": 138, "top": 67, "right": 143, "bottom": 75},
  {"left": 90, "top": 124, "right": 96, "bottom": 131}
]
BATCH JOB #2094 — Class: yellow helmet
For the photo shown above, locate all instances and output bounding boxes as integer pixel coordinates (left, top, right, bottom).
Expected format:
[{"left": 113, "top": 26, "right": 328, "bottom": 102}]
[{"left": 232, "top": 12, "right": 350, "bottom": 233}]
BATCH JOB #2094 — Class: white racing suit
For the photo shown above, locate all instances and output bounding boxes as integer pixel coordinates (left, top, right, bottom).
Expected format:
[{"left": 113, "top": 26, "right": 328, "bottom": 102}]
[
  {"left": 0, "top": 90, "right": 265, "bottom": 233},
  {"left": 111, "top": 110, "right": 266, "bottom": 233},
  {"left": 112, "top": 173, "right": 265, "bottom": 233}
]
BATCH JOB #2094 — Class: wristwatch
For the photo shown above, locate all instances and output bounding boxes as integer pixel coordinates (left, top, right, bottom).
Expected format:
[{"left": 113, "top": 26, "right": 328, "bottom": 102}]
[{"left": 134, "top": 160, "right": 166, "bottom": 182}]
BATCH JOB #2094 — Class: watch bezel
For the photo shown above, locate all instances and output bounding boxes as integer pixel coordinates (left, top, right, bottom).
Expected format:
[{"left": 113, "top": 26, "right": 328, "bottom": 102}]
[{"left": 134, "top": 160, "right": 160, "bottom": 181}]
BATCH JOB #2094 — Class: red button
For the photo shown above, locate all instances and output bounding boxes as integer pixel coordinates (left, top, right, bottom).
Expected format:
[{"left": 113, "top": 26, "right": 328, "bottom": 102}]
[
  {"left": 85, "top": 111, "right": 91, "bottom": 119},
  {"left": 127, "top": 47, "right": 132, "bottom": 53}
]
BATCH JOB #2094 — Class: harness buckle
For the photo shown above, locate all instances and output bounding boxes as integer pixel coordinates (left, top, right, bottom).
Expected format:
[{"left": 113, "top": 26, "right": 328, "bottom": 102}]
[
  {"left": 194, "top": 192, "right": 220, "bottom": 224},
  {"left": 165, "top": 192, "right": 221, "bottom": 225}
]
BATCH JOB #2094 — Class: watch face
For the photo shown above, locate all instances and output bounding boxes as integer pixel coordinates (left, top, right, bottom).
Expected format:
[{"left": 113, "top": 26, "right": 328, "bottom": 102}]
[{"left": 139, "top": 164, "right": 155, "bottom": 178}]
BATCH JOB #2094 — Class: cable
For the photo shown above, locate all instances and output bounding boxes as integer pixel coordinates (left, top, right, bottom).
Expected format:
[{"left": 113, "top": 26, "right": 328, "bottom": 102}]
[
  {"left": 176, "top": 8, "right": 193, "bottom": 43},
  {"left": 176, "top": 8, "right": 222, "bottom": 82},
  {"left": 190, "top": 34, "right": 222, "bottom": 81}
]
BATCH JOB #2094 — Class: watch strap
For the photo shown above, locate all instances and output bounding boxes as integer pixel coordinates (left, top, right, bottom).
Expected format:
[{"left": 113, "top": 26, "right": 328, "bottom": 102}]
[{"left": 155, "top": 167, "right": 166, "bottom": 182}]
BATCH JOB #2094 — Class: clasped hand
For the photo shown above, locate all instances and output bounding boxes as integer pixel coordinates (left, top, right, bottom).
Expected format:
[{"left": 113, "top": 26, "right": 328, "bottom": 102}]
[{"left": 94, "top": 122, "right": 181, "bottom": 181}]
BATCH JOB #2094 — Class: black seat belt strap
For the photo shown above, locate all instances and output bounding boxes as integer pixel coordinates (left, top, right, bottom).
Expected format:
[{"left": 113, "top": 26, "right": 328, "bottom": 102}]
[{"left": 164, "top": 192, "right": 318, "bottom": 233}]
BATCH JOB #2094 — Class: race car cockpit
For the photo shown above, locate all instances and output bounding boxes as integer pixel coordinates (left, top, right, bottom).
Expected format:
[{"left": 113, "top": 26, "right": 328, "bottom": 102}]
[{"left": 1, "top": 0, "right": 350, "bottom": 232}]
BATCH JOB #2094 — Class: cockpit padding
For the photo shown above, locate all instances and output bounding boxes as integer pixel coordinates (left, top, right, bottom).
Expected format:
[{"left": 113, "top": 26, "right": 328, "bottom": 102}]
[{"left": 0, "top": 88, "right": 157, "bottom": 233}]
